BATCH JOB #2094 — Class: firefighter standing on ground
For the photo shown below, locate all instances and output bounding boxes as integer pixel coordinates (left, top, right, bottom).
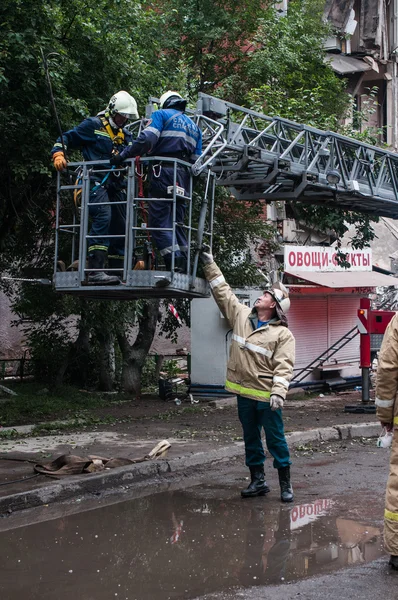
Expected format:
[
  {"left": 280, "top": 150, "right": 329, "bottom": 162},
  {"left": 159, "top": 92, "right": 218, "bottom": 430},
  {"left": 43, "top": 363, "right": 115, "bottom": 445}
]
[
  {"left": 110, "top": 91, "right": 202, "bottom": 276},
  {"left": 375, "top": 312, "right": 398, "bottom": 570},
  {"left": 200, "top": 246, "right": 295, "bottom": 502},
  {"left": 51, "top": 91, "right": 138, "bottom": 284}
]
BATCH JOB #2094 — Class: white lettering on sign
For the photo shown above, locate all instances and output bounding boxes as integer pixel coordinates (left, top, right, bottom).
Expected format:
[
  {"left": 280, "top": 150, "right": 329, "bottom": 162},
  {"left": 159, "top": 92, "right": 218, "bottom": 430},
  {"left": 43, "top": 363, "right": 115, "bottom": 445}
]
[
  {"left": 290, "top": 498, "right": 334, "bottom": 530},
  {"left": 285, "top": 246, "right": 372, "bottom": 272}
]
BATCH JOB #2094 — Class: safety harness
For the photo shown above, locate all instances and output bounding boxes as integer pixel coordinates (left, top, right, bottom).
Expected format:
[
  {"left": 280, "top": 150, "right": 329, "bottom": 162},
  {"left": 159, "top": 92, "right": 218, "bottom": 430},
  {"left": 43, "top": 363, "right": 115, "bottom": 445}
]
[
  {"left": 100, "top": 116, "right": 125, "bottom": 145},
  {"left": 73, "top": 118, "right": 125, "bottom": 206}
]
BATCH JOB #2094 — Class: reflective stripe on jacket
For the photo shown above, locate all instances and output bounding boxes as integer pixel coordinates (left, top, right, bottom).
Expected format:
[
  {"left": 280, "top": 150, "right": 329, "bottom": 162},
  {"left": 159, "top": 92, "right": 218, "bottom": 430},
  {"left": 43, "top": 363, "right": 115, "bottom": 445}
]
[
  {"left": 120, "top": 109, "right": 202, "bottom": 162},
  {"left": 203, "top": 261, "right": 295, "bottom": 402},
  {"left": 51, "top": 116, "right": 132, "bottom": 163}
]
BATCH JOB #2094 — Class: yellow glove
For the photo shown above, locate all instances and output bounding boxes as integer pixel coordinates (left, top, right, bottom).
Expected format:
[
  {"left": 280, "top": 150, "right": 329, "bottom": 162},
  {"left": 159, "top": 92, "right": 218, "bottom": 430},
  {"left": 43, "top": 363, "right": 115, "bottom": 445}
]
[{"left": 53, "top": 151, "right": 67, "bottom": 172}]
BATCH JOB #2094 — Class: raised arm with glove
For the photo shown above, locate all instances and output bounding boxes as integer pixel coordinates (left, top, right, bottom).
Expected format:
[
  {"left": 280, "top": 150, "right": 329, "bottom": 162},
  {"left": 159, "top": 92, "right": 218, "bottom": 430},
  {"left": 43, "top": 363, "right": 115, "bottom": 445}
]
[{"left": 199, "top": 244, "right": 214, "bottom": 265}]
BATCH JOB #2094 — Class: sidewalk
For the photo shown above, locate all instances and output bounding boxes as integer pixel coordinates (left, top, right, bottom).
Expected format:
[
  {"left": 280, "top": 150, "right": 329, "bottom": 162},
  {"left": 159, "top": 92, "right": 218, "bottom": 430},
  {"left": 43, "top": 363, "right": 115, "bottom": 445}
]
[{"left": 0, "top": 391, "right": 380, "bottom": 514}]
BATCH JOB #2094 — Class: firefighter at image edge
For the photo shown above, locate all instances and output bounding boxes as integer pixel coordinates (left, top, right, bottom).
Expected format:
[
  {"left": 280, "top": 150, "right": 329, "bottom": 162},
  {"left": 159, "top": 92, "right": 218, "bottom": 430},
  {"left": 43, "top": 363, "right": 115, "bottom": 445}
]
[
  {"left": 375, "top": 311, "right": 398, "bottom": 571},
  {"left": 110, "top": 91, "right": 202, "bottom": 285},
  {"left": 51, "top": 91, "right": 139, "bottom": 285},
  {"left": 200, "top": 244, "right": 295, "bottom": 502}
]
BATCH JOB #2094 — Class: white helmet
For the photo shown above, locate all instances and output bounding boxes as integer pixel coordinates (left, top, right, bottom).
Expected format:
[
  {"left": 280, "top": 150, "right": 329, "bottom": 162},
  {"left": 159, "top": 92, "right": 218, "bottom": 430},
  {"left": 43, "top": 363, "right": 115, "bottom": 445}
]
[
  {"left": 106, "top": 91, "right": 139, "bottom": 120},
  {"left": 158, "top": 90, "right": 186, "bottom": 110},
  {"left": 269, "top": 281, "right": 290, "bottom": 314}
]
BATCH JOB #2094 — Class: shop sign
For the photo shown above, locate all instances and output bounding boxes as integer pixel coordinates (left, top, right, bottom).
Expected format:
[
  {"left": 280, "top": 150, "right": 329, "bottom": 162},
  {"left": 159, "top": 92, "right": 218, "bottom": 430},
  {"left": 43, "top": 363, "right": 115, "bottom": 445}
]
[{"left": 285, "top": 246, "right": 372, "bottom": 272}]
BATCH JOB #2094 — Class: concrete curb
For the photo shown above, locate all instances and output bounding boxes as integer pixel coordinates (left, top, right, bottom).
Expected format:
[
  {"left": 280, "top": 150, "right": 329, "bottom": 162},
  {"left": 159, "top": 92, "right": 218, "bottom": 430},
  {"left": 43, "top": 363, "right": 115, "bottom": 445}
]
[{"left": 0, "top": 422, "right": 380, "bottom": 515}]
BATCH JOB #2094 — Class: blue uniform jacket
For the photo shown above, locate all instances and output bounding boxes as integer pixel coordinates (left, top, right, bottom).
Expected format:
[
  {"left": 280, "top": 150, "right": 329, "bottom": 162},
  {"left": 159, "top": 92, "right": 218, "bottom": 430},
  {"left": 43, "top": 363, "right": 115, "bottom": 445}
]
[
  {"left": 119, "top": 109, "right": 202, "bottom": 163},
  {"left": 51, "top": 116, "right": 133, "bottom": 165}
]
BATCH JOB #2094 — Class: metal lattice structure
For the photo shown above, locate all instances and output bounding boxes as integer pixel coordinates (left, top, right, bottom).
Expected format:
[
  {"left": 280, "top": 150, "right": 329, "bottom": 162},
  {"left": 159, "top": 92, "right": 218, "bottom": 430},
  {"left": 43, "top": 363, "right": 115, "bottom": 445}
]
[{"left": 192, "top": 94, "right": 398, "bottom": 218}]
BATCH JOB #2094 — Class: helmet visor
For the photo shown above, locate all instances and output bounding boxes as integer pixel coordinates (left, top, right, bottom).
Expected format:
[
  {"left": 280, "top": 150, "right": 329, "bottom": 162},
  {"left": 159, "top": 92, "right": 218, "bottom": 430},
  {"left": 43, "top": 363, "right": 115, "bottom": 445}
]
[{"left": 116, "top": 111, "right": 136, "bottom": 120}]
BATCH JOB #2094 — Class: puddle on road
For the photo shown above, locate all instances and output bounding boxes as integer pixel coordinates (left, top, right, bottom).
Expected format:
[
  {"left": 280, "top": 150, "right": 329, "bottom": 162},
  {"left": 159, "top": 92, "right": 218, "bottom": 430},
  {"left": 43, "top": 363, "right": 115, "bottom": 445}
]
[{"left": 0, "top": 486, "right": 384, "bottom": 600}]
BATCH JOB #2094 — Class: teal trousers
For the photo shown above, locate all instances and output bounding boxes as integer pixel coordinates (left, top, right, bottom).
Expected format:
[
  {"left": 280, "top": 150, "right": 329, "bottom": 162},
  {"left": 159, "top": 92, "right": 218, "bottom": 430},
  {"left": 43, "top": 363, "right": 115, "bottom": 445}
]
[{"left": 237, "top": 395, "right": 291, "bottom": 469}]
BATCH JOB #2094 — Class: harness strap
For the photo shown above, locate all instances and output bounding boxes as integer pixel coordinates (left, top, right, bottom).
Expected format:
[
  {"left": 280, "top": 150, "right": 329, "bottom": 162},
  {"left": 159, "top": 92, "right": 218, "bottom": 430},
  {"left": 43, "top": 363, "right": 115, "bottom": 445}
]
[
  {"left": 100, "top": 117, "right": 125, "bottom": 145},
  {"left": 91, "top": 170, "right": 112, "bottom": 193},
  {"left": 163, "top": 111, "right": 183, "bottom": 129}
]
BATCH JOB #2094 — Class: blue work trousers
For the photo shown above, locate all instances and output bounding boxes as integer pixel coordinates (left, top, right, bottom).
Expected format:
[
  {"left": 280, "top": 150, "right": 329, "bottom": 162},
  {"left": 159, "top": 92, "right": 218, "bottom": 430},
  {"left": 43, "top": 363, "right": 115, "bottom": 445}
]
[
  {"left": 148, "top": 164, "right": 189, "bottom": 266},
  {"left": 88, "top": 185, "right": 126, "bottom": 257},
  {"left": 237, "top": 395, "right": 291, "bottom": 469}
]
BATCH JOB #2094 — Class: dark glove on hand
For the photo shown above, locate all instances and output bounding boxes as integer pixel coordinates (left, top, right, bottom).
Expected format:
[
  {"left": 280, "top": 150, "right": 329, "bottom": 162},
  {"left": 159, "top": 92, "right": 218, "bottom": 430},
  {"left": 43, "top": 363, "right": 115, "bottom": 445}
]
[
  {"left": 200, "top": 243, "right": 214, "bottom": 265},
  {"left": 109, "top": 153, "right": 125, "bottom": 167}
]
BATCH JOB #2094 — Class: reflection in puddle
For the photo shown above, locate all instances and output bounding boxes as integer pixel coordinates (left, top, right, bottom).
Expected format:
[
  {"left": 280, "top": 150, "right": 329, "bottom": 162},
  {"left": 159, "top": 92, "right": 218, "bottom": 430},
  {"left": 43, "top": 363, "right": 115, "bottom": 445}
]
[
  {"left": 290, "top": 498, "right": 334, "bottom": 530},
  {"left": 0, "top": 491, "right": 384, "bottom": 600},
  {"left": 240, "top": 499, "right": 382, "bottom": 587}
]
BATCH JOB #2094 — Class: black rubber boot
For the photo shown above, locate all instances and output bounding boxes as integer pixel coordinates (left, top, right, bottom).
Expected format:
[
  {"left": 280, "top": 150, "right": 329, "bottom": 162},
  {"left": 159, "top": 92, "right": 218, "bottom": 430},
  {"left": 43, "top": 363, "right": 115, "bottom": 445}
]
[
  {"left": 88, "top": 250, "right": 120, "bottom": 285},
  {"left": 174, "top": 256, "right": 187, "bottom": 273},
  {"left": 278, "top": 466, "right": 294, "bottom": 503},
  {"left": 241, "top": 466, "right": 270, "bottom": 498},
  {"left": 389, "top": 555, "right": 398, "bottom": 570}
]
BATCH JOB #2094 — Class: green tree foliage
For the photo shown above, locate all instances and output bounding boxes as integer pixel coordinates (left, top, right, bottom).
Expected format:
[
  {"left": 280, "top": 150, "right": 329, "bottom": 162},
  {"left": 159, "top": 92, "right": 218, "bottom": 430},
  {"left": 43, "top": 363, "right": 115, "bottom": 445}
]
[
  {"left": 239, "top": 0, "right": 348, "bottom": 120},
  {"left": 159, "top": 0, "right": 269, "bottom": 96},
  {"left": 0, "top": 0, "right": 167, "bottom": 250}
]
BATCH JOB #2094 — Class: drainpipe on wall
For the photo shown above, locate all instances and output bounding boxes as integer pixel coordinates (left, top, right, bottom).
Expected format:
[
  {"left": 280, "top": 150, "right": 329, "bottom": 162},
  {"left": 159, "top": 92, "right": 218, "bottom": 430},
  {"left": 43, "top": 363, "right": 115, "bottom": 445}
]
[
  {"left": 393, "top": 0, "right": 398, "bottom": 150},
  {"left": 394, "top": 61, "right": 398, "bottom": 151}
]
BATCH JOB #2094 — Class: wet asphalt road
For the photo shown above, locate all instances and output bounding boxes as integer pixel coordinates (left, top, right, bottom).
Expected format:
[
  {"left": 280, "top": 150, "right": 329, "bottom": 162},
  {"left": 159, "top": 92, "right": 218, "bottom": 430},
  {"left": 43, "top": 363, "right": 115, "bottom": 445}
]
[{"left": 1, "top": 438, "right": 397, "bottom": 599}]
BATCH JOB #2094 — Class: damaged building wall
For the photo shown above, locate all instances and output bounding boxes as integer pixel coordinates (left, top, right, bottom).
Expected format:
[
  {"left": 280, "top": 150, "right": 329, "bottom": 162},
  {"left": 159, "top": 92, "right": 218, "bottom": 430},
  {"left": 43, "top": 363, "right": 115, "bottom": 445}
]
[
  {"left": 360, "top": 0, "right": 388, "bottom": 58},
  {"left": 323, "top": 0, "right": 397, "bottom": 149},
  {"left": 324, "top": 0, "right": 355, "bottom": 30}
]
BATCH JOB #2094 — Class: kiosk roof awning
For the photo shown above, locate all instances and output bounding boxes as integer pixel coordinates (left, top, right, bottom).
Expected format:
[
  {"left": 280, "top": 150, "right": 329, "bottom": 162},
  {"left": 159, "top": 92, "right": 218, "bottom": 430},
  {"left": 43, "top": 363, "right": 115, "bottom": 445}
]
[{"left": 286, "top": 270, "right": 398, "bottom": 288}]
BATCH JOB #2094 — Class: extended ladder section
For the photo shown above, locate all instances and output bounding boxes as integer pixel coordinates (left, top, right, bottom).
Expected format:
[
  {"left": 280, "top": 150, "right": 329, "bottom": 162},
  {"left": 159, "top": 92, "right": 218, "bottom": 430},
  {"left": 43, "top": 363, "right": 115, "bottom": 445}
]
[{"left": 192, "top": 94, "right": 398, "bottom": 218}]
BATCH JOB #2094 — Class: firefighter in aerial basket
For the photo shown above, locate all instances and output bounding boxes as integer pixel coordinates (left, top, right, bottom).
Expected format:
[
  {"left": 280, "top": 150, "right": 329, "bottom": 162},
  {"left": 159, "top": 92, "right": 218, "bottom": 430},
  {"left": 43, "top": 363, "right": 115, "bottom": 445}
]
[
  {"left": 375, "top": 312, "right": 398, "bottom": 570},
  {"left": 51, "top": 91, "right": 139, "bottom": 285},
  {"left": 200, "top": 246, "right": 296, "bottom": 502},
  {"left": 110, "top": 91, "right": 202, "bottom": 284}
]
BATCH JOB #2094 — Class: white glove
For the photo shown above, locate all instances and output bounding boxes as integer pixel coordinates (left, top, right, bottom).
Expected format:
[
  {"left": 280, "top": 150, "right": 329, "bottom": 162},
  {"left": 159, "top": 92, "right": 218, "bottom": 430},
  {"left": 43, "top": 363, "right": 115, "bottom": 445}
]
[
  {"left": 270, "top": 394, "right": 284, "bottom": 411},
  {"left": 200, "top": 244, "right": 214, "bottom": 265}
]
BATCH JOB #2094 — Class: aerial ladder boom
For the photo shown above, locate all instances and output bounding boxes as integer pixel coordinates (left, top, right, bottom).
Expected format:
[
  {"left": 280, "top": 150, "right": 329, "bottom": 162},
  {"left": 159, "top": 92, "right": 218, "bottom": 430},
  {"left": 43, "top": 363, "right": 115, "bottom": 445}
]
[
  {"left": 53, "top": 94, "right": 398, "bottom": 299},
  {"left": 191, "top": 93, "right": 398, "bottom": 218}
]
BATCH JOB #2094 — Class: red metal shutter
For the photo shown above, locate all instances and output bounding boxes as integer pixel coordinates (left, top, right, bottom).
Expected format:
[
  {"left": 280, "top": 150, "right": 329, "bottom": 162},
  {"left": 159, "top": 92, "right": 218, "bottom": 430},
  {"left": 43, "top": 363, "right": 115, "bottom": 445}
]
[
  {"left": 288, "top": 296, "right": 328, "bottom": 369},
  {"left": 328, "top": 296, "right": 359, "bottom": 363}
]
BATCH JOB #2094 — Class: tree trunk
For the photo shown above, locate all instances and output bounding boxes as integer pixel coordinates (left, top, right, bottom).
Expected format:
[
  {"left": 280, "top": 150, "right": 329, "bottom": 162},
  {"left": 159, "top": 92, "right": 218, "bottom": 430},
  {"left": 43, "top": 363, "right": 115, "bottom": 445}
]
[
  {"left": 154, "top": 354, "right": 165, "bottom": 380},
  {"left": 97, "top": 330, "right": 115, "bottom": 392},
  {"left": 117, "top": 299, "right": 160, "bottom": 397},
  {"left": 53, "top": 301, "right": 91, "bottom": 388}
]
